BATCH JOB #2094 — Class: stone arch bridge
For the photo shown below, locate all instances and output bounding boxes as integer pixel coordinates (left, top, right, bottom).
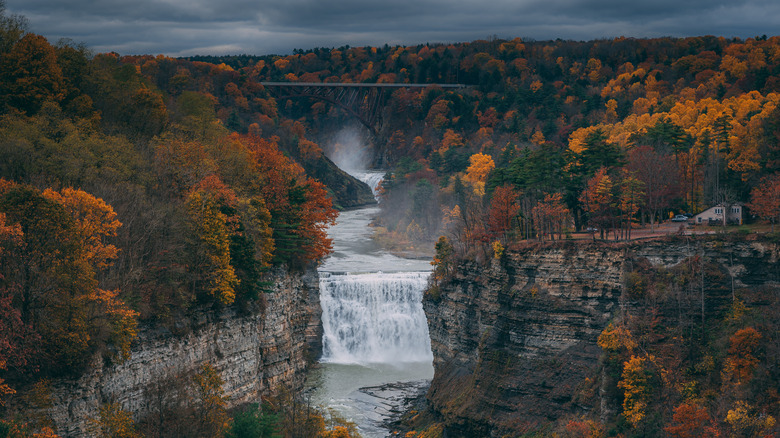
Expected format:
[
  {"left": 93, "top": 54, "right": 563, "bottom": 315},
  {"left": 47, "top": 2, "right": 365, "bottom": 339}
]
[{"left": 261, "top": 82, "right": 468, "bottom": 136}]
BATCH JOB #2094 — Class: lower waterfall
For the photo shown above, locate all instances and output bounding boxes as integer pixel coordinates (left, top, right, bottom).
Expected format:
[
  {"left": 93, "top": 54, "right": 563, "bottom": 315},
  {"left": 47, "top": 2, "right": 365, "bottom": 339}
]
[
  {"left": 320, "top": 271, "right": 433, "bottom": 364},
  {"left": 307, "top": 171, "right": 434, "bottom": 437}
]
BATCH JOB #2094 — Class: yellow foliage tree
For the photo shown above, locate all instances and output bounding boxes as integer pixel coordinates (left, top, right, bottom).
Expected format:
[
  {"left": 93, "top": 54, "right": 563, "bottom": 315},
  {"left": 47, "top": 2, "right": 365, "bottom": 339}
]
[
  {"left": 464, "top": 153, "right": 495, "bottom": 196},
  {"left": 598, "top": 323, "right": 637, "bottom": 352},
  {"left": 186, "top": 190, "right": 239, "bottom": 305},
  {"left": 193, "top": 363, "right": 230, "bottom": 438},
  {"left": 89, "top": 403, "right": 140, "bottom": 438},
  {"left": 618, "top": 355, "right": 652, "bottom": 427},
  {"left": 0, "top": 360, "right": 14, "bottom": 407},
  {"left": 42, "top": 188, "right": 121, "bottom": 270},
  {"left": 725, "top": 400, "right": 776, "bottom": 438}
]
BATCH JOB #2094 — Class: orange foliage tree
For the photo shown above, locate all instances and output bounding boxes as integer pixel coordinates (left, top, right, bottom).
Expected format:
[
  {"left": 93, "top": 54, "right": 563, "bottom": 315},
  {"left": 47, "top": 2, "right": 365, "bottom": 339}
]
[
  {"left": 579, "top": 168, "right": 615, "bottom": 239},
  {"left": 241, "top": 134, "right": 336, "bottom": 266},
  {"left": 722, "top": 326, "right": 762, "bottom": 386},
  {"left": 0, "top": 180, "right": 137, "bottom": 375}
]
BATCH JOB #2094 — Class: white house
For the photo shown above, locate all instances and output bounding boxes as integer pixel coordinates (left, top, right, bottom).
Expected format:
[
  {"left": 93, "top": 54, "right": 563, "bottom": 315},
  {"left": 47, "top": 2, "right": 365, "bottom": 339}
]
[{"left": 693, "top": 204, "right": 743, "bottom": 225}]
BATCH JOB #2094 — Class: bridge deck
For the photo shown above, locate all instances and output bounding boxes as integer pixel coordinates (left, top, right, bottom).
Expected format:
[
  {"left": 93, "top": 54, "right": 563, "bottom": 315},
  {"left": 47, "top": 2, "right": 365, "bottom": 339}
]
[{"left": 261, "top": 82, "right": 468, "bottom": 89}]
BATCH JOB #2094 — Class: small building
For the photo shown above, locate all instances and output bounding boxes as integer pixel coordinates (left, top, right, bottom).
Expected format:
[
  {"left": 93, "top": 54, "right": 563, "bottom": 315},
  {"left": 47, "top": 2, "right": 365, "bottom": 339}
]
[{"left": 693, "top": 204, "right": 743, "bottom": 225}]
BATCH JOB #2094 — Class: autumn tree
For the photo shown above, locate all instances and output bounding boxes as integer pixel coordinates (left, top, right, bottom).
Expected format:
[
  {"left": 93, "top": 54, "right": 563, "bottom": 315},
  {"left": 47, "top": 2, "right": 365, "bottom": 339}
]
[
  {"left": 722, "top": 327, "right": 762, "bottom": 386},
  {"left": 664, "top": 403, "right": 719, "bottom": 438},
  {"left": 746, "top": 173, "right": 780, "bottom": 231},
  {"left": 725, "top": 401, "right": 776, "bottom": 438},
  {"left": 464, "top": 152, "right": 495, "bottom": 196},
  {"left": 294, "top": 178, "right": 338, "bottom": 263},
  {"left": 185, "top": 176, "right": 240, "bottom": 305},
  {"left": 618, "top": 355, "right": 653, "bottom": 427},
  {"left": 531, "top": 192, "right": 570, "bottom": 241},
  {"left": 0, "top": 33, "right": 65, "bottom": 113},
  {"left": 41, "top": 187, "right": 121, "bottom": 270},
  {"left": 627, "top": 145, "right": 679, "bottom": 231},
  {"left": 193, "top": 363, "right": 229, "bottom": 438},
  {"left": 0, "top": 181, "right": 136, "bottom": 375},
  {"left": 579, "top": 168, "right": 615, "bottom": 239},
  {"left": 486, "top": 185, "right": 520, "bottom": 240}
]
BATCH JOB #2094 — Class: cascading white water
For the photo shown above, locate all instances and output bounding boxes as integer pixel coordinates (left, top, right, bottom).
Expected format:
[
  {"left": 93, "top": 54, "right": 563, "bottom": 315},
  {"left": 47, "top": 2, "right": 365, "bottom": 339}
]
[
  {"left": 320, "top": 271, "right": 433, "bottom": 364},
  {"left": 309, "top": 168, "right": 434, "bottom": 437},
  {"left": 353, "top": 171, "right": 386, "bottom": 197}
]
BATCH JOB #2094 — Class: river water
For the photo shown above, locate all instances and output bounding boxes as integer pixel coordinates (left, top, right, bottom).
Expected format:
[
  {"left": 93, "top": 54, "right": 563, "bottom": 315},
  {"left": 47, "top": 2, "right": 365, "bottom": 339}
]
[{"left": 306, "top": 172, "right": 434, "bottom": 437}]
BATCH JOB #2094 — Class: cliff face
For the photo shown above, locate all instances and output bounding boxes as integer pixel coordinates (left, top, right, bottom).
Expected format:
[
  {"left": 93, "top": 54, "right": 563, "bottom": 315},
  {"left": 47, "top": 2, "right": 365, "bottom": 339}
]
[
  {"left": 423, "top": 239, "right": 779, "bottom": 436},
  {"left": 46, "top": 267, "right": 321, "bottom": 437},
  {"left": 301, "top": 154, "right": 376, "bottom": 209}
]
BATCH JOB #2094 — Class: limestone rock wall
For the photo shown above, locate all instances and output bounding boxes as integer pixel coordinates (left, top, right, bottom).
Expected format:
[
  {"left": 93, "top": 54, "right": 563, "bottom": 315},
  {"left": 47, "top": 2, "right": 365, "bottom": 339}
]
[
  {"left": 46, "top": 267, "right": 321, "bottom": 437},
  {"left": 423, "top": 239, "right": 779, "bottom": 436}
]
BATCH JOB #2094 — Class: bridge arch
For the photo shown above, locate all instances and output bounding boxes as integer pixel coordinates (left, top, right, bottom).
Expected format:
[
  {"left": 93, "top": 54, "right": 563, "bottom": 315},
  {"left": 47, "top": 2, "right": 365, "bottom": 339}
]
[{"left": 261, "top": 82, "right": 468, "bottom": 136}]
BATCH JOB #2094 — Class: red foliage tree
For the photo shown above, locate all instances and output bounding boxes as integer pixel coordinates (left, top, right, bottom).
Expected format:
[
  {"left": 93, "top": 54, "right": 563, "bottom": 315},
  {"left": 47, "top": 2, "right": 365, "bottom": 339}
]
[
  {"left": 486, "top": 185, "right": 520, "bottom": 240},
  {"left": 531, "top": 192, "right": 570, "bottom": 240},
  {"left": 627, "top": 145, "right": 680, "bottom": 231},
  {"left": 746, "top": 173, "right": 780, "bottom": 231},
  {"left": 665, "top": 403, "right": 719, "bottom": 438}
]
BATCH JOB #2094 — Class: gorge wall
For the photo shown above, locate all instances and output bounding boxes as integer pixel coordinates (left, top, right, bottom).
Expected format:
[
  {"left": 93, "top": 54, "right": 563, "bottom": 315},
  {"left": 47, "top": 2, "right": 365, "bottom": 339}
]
[
  {"left": 423, "top": 237, "right": 780, "bottom": 436},
  {"left": 45, "top": 267, "right": 321, "bottom": 437}
]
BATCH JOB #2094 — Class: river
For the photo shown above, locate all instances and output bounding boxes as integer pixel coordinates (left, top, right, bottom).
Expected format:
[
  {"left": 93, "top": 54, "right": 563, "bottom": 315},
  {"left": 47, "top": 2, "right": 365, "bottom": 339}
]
[{"left": 306, "top": 172, "right": 434, "bottom": 437}]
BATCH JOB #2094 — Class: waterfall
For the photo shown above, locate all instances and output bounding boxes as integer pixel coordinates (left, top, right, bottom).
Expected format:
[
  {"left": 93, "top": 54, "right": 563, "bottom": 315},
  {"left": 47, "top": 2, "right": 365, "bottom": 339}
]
[
  {"left": 353, "top": 171, "right": 386, "bottom": 197},
  {"left": 309, "top": 167, "right": 434, "bottom": 437},
  {"left": 320, "top": 271, "right": 433, "bottom": 364}
]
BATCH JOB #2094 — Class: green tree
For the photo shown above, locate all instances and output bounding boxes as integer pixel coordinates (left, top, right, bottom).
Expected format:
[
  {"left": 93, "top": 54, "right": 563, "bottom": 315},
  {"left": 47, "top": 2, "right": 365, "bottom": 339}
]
[
  {"left": 431, "top": 236, "right": 455, "bottom": 282},
  {"left": 226, "top": 404, "right": 280, "bottom": 438}
]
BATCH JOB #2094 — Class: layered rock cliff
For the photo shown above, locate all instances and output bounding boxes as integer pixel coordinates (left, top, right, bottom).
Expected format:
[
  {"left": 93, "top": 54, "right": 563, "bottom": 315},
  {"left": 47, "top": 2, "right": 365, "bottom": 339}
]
[
  {"left": 45, "top": 267, "right": 321, "bottom": 437},
  {"left": 423, "top": 238, "right": 779, "bottom": 436}
]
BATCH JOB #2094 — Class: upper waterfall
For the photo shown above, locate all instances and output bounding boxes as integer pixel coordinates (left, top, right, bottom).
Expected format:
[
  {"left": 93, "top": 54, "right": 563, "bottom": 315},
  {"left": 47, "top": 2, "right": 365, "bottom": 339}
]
[{"left": 353, "top": 171, "right": 386, "bottom": 198}]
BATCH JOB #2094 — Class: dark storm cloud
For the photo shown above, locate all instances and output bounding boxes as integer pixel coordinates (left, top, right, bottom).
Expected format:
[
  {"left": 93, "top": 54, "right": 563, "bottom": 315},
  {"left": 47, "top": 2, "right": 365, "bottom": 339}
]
[{"left": 5, "top": 0, "right": 779, "bottom": 56}]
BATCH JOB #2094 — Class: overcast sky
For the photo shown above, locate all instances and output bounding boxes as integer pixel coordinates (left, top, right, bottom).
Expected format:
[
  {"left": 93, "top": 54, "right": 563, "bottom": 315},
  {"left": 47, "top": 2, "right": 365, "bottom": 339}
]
[{"left": 5, "top": 0, "right": 780, "bottom": 57}]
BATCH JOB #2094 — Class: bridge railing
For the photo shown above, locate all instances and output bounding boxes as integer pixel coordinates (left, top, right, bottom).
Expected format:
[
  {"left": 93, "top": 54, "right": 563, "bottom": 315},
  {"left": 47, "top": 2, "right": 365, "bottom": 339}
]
[{"left": 261, "top": 82, "right": 468, "bottom": 89}]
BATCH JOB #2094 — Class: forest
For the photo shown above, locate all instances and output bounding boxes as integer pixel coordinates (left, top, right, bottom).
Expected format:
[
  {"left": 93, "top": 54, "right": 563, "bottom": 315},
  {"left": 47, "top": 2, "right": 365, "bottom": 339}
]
[
  {"left": 0, "top": 3, "right": 351, "bottom": 436},
  {"left": 185, "top": 33, "right": 780, "bottom": 257},
  {"left": 1, "top": 0, "right": 780, "bottom": 435}
]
